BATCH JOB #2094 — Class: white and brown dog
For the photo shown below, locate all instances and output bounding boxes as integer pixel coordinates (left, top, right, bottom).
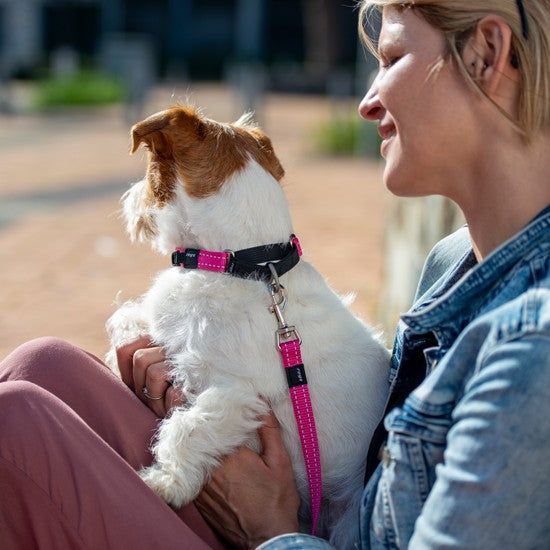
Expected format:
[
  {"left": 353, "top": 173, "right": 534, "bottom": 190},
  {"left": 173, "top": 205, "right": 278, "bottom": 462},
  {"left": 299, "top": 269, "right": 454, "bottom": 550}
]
[{"left": 106, "top": 106, "right": 390, "bottom": 547}]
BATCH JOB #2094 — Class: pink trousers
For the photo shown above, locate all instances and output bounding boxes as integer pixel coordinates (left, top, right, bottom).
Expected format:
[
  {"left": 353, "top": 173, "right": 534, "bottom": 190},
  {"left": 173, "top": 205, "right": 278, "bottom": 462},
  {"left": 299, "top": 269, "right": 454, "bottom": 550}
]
[{"left": 0, "top": 337, "right": 226, "bottom": 550}]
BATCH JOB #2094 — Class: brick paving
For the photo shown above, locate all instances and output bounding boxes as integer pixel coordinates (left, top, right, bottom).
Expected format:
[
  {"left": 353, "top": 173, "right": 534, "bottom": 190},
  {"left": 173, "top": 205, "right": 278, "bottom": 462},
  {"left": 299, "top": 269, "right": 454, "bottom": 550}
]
[{"left": 0, "top": 83, "right": 389, "bottom": 360}]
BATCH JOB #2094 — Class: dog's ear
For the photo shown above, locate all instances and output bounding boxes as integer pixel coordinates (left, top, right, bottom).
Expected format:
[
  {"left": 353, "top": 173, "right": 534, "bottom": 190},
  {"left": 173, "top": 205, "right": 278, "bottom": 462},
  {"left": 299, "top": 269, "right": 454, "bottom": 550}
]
[
  {"left": 130, "top": 107, "right": 206, "bottom": 156},
  {"left": 130, "top": 111, "right": 174, "bottom": 156},
  {"left": 249, "top": 128, "right": 285, "bottom": 181}
]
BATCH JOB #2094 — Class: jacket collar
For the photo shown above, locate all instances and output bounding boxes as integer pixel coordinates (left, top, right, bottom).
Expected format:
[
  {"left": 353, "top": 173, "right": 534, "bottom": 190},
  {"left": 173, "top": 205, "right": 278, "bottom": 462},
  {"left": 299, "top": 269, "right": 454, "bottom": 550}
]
[{"left": 402, "top": 204, "right": 550, "bottom": 338}]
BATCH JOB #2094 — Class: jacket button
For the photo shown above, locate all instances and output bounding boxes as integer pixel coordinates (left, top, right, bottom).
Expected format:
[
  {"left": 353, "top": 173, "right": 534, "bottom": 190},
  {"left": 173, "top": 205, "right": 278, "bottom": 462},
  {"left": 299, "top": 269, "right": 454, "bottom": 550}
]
[{"left": 380, "top": 445, "right": 394, "bottom": 467}]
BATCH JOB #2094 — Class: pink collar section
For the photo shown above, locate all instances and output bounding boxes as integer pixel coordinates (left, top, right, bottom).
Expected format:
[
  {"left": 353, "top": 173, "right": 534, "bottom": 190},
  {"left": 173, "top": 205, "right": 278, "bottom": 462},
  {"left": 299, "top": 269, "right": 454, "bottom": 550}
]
[
  {"left": 171, "top": 235, "right": 302, "bottom": 281},
  {"left": 173, "top": 248, "right": 230, "bottom": 272}
]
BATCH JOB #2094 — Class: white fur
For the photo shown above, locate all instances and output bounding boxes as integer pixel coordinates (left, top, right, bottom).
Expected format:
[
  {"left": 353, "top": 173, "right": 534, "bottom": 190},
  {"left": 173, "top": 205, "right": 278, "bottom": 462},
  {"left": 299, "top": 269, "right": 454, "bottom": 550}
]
[{"left": 106, "top": 155, "right": 390, "bottom": 548}]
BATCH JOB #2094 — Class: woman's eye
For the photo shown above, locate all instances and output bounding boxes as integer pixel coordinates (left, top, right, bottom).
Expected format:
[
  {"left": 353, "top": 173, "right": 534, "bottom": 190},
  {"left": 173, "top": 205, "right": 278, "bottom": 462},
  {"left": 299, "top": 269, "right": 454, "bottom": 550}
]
[{"left": 381, "top": 56, "right": 400, "bottom": 69}]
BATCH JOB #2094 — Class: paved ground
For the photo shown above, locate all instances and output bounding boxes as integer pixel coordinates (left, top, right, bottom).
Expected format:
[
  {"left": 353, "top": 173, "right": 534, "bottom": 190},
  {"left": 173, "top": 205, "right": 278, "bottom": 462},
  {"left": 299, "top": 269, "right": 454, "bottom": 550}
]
[{"left": 0, "top": 83, "right": 390, "bottom": 361}]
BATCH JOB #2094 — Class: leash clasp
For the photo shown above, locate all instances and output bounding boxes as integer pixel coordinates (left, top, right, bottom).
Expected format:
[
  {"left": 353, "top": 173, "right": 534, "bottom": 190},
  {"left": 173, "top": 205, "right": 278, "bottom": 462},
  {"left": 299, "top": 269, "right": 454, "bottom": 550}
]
[
  {"left": 267, "top": 281, "right": 287, "bottom": 326},
  {"left": 267, "top": 280, "right": 302, "bottom": 350}
]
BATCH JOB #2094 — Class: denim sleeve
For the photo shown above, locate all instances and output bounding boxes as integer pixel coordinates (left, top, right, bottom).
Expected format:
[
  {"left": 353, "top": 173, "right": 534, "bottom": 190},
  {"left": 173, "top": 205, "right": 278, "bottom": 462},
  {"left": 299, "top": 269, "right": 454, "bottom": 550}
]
[
  {"left": 409, "top": 334, "right": 550, "bottom": 549},
  {"left": 256, "top": 534, "right": 336, "bottom": 549}
]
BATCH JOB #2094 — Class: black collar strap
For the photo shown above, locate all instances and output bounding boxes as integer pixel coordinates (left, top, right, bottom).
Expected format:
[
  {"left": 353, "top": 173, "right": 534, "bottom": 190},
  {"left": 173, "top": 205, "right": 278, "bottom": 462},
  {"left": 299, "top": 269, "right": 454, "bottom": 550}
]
[{"left": 171, "top": 235, "right": 302, "bottom": 281}]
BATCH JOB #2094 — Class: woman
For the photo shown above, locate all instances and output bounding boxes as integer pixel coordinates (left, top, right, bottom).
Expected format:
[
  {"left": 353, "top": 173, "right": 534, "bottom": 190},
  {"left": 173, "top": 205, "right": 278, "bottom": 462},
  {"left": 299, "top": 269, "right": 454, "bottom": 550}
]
[{"left": 1, "top": 1, "right": 549, "bottom": 549}]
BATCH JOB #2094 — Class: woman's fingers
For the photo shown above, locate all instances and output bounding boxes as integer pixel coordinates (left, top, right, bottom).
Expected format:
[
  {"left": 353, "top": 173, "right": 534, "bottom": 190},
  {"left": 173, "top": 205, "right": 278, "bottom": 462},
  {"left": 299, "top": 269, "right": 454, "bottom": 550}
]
[
  {"left": 133, "top": 346, "right": 167, "bottom": 397},
  {"left": 142, "top": 360, "right": 174, "bottom": 417},
  {"left": 195, "top": 413, "right": 300, "bottom": 547},
  {"left": 115, "top": 335, "right": 152, "bottom": 389},
  {"left": 115, "top": 336, "right": 185, "bottom": 417}
]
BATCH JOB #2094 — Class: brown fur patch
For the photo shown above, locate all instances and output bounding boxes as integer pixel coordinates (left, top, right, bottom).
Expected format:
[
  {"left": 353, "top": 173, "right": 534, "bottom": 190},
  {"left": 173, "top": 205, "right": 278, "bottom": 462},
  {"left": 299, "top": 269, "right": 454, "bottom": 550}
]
[
  {"left": 130, "top": 106, "right": 285, "bottom": 204},
  {"left": 133, "top": 212, "right": 157, "bottom": 241}
]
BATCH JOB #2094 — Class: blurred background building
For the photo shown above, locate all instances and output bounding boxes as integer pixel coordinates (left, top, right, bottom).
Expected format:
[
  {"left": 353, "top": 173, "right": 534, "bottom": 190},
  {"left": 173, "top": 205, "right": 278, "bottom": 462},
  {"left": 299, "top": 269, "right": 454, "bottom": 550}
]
[
  {"left": 0, "top": 0, "right": 369, "bottom": 89},
  {"left": 0, "top": 0, "right": 383, "bottom": 126}
]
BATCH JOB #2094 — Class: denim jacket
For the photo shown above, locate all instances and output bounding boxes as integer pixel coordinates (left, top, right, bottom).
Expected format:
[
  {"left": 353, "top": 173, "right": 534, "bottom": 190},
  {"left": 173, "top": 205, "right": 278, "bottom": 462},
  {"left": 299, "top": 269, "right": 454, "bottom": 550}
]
[{"left": 258, "top": 206, "right": 550, "bottom": 550}]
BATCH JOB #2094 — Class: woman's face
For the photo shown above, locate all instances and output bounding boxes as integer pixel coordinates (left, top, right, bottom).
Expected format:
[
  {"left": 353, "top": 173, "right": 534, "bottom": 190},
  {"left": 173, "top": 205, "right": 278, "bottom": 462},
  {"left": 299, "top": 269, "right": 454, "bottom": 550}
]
[{"left": 359, "top": 7, "right": 478, "bottom": 198}]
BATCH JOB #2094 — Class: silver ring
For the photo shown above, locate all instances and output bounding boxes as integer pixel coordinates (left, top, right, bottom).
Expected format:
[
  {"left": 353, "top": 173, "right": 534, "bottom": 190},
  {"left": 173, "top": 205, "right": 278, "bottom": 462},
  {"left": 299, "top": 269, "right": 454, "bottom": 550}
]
[{"left": 142, "top": 386, "right": 163, "bottom": 400}]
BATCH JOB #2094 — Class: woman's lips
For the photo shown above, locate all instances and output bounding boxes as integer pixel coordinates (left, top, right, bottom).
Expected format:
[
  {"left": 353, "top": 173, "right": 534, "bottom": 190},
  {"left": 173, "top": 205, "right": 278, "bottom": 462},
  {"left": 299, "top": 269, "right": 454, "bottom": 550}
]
[
  {"left": 378, "top": 123, "right": 396, "bottom": 157},
  {"left": 377, "top": 123, "right": 396, "bottom": 140}
]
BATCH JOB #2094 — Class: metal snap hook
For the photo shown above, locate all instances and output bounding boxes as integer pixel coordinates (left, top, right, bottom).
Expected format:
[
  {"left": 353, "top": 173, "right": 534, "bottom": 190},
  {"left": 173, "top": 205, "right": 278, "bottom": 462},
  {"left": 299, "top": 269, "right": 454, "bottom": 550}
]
[{"left": 268, "top": 263, "right": 281, "bottom": 293}]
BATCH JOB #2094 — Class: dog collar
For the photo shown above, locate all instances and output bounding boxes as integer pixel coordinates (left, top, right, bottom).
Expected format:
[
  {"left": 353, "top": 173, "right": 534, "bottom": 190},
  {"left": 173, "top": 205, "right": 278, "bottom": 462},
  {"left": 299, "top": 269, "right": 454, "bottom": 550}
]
[{"left": 171, "top": 235, "right": 302, "bottom": 281}]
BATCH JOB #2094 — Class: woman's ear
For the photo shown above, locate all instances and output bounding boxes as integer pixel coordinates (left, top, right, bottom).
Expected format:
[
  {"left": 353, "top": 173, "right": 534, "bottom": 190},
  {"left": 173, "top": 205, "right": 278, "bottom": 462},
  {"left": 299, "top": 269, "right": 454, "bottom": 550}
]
[{"left": 462, "top": 15, "right": 515, "bottom": 97}]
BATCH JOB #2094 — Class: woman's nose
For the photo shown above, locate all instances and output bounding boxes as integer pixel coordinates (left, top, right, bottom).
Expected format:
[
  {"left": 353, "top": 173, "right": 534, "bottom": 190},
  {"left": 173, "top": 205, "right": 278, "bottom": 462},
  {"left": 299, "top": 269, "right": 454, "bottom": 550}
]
[{"left": 358, "top": 79, "right": 384, "bottom": 121}]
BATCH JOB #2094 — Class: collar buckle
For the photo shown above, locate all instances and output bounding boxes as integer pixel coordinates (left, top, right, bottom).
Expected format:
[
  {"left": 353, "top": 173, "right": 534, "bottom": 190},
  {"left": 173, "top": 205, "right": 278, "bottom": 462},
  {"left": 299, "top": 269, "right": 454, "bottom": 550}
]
[{"left": 171, "top": 248, "right": 200, "bottom": 268}]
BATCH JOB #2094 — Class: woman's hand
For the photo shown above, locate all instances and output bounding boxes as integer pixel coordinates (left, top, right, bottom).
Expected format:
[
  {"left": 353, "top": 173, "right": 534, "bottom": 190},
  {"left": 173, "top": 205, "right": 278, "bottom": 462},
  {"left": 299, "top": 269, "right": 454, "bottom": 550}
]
[
  {"left": 115, "top": 335, "right": 184, "bottom": 417},
  {"left": 195, "top": 412, "right": 301, "bottom": 549}
]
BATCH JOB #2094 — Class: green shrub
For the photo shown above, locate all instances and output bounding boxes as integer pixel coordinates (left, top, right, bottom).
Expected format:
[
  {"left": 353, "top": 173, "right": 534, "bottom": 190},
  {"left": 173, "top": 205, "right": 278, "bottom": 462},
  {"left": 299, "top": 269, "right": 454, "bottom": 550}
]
[
  {"left": 34, "top": 70, "right": 125, "bottom": 108},
  {"left": 312, "top": 113, "right": 381, "bottom": 158}
]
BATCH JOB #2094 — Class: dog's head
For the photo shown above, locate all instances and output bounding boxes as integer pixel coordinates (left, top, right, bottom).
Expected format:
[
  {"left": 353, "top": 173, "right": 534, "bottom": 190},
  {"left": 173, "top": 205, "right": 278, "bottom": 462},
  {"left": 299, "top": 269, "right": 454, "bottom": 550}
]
[{"left": 122, "top": 106, "right": 291, "bottom": 254}]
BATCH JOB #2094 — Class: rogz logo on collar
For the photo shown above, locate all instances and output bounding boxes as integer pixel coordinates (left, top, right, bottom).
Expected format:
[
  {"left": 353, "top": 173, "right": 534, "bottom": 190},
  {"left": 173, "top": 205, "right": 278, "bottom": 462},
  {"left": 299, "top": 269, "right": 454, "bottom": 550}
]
[
  {"left": 183, "top": 249, "right": 199, "bottom": 268},
  {"left": 171, "top": 248, "right": 200, "bottom": 268}
]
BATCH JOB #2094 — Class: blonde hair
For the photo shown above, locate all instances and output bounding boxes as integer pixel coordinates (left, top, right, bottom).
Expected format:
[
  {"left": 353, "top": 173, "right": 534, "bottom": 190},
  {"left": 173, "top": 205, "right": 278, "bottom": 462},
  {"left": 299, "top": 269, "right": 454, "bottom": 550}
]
[{"left": 358, "top": 0, "right": 550, "bottom": 139}]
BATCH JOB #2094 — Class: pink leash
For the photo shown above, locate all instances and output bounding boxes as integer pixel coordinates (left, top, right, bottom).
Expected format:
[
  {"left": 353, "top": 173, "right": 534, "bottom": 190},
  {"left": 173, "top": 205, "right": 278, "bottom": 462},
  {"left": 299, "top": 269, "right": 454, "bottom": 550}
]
[
  {"left": 279, "top": 337, "right": 322, "bottom": 535},
  {"left": 267, "top": 244, "right": 322, "bottom": 535}
]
